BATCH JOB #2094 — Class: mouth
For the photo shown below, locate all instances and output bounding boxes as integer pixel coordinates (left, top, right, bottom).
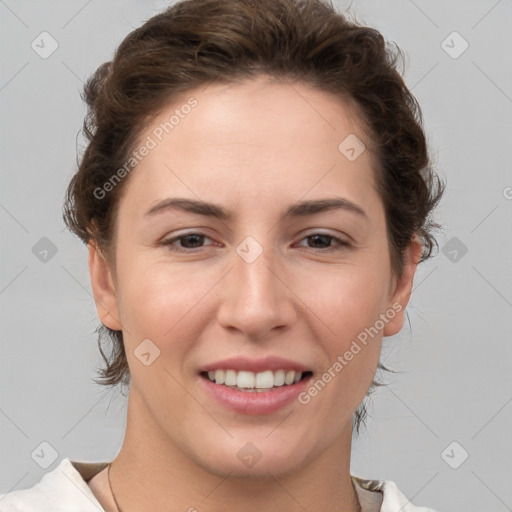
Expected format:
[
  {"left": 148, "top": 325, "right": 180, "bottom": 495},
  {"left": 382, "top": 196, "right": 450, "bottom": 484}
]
[
  {"left": 198, "top": 356, "right": 314, "bottom": 414},
  {"left": 200, "top": 369, "right": 313, "bottom": 392}
]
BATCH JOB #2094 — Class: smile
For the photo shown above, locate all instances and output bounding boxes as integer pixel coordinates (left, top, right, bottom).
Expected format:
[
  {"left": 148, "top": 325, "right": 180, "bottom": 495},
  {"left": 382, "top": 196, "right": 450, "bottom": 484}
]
[{"left": 202, "top": 369, "right": 312, "bottom": 392}]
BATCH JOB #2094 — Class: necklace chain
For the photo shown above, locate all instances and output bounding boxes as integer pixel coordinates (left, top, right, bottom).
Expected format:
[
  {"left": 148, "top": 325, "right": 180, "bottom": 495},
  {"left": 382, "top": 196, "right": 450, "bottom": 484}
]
[
  {"left": 107, "top": 463, "right": 123, "bottom": 512},
  {"left": 107, "top": 462, "right": 361, "bottom": 512}
]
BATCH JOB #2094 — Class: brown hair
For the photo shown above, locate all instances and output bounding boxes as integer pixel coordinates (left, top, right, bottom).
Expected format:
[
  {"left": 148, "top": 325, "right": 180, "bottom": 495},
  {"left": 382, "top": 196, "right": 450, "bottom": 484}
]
[{"left": 63, "top": 0, "right": 444, "bottom": 433}]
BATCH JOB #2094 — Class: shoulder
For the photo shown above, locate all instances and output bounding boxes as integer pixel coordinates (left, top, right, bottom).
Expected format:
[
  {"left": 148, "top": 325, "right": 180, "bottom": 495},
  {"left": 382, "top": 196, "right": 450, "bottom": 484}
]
[
  {"left": 351, "top": 474, "right": 440, "bottom": 512},
  {"left": 0, "top": 458, "right": 109, "bottom": 512}
]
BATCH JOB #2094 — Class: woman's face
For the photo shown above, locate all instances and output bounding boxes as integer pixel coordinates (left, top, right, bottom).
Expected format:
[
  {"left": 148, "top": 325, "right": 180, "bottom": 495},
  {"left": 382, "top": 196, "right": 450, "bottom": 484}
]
[{"left": 90, "top": 75, "right": 418, "bottom": 478}]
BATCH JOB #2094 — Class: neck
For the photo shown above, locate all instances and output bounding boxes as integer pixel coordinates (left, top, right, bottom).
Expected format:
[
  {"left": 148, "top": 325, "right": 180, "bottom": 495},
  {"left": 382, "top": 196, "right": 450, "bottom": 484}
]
[{"left": 110, "top": 387, "right": 360, "bottom": 512}]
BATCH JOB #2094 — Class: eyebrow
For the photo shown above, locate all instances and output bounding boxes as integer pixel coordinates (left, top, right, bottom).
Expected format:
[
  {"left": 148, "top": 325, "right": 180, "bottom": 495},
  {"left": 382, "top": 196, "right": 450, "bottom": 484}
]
[{"left": 144, "top": 197, "right": 367, "bottom": 221}]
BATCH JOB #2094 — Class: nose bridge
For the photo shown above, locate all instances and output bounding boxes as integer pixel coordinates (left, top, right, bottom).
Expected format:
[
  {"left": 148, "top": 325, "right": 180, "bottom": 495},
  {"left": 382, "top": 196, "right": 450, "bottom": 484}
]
[
  {"left": 217, "top": 235, "right": 294, "bottom": 337},
  {"left": 238, "top": 239, "right": 278, "bottom": 301},
  {"left": 234, "top": 235, "right": 283, "bottom": 311}
]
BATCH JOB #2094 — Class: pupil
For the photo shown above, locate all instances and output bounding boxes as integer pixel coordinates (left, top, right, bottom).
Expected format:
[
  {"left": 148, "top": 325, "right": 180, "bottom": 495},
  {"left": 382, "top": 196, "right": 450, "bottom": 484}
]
[
  {"left": 182, "top": 234, "right": 204, "bottom": 248},
  {"left": 310, "top": 235, "right": 330, "bottom": 248}
]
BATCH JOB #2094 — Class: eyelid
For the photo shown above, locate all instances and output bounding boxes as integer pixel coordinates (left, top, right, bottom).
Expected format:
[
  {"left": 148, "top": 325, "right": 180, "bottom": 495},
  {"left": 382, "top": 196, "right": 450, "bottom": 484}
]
[
  {"left": 160, "top": 229, "right": 353, "bottom": 253},
  {"left": 160, "top": 231, "right": 218, "bottom": 251},
  {"left": 294, "top": 231, "right": 352, "bottom": 250},
  {"left": 299, "top": 228, "right": 352, "bottom": 242}
]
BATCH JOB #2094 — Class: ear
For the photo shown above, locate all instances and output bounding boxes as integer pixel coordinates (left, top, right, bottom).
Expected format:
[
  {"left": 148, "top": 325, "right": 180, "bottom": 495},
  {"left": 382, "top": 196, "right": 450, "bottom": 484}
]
[
  {"left": 383, "top": 237, "right": 422, "bottom": 336},
  {"left": 88, "top": 241, "right": 122, "bottom": 331}
]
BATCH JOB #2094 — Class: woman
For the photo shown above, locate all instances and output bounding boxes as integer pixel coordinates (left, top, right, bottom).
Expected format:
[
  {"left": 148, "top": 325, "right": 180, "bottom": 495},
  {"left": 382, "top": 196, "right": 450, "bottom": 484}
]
[{"left": 0, "top": 0, "right": 443, "bottom": 510}]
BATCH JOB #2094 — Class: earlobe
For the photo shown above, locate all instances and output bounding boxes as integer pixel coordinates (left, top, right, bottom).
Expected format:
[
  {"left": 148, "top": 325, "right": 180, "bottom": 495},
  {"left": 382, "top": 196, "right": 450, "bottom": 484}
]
[
  {"left": 88, "top": 241, "right": 122, "bottom": 331},
  {"left": 383, "top": 238, "right": 422, "bottom": 337}
]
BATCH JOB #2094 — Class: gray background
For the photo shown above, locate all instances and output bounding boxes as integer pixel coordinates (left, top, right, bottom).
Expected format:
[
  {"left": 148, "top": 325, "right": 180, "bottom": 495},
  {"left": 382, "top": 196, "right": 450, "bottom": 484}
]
[{"left": 1, "top": 0, "right": 511, "bottom": 510}]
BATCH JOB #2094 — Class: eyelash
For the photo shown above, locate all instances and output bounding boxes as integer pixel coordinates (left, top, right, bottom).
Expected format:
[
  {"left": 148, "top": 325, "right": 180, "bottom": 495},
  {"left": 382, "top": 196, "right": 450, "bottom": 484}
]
[{"left": 159, "top": 232, "right": 351, "bottom": 253}]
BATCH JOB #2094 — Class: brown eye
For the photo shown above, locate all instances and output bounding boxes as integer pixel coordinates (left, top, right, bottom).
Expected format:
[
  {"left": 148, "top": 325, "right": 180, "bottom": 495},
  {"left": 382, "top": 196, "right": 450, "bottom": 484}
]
[
  {"left": 160, "top": 233, "right": 214, "bottom": 252},
  {"left": 297, "top": 233, "right": 351, "bottom": 251}
]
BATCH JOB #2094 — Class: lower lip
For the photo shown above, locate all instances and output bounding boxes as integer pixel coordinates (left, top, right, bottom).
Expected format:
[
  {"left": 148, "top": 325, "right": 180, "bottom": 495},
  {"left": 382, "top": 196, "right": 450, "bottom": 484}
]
[{"left": 200, "top": 374, "right": 312, "bottom": 415}]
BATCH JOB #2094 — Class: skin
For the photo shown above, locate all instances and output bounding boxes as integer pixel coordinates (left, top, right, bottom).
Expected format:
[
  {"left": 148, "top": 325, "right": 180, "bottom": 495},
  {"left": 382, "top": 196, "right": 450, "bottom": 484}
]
[{"left": 87, "top": 74, "right": 420, "bottom": 512}]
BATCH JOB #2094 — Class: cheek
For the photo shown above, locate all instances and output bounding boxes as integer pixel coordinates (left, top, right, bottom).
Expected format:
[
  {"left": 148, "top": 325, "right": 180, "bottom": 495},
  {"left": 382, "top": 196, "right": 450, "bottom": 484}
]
[
  {"left": 297, "top": 271, "right": 385, "bottom": 423},
  {"left": 297, "top": 260, "right": 389, "bottom": 397},
  {"left": 301, "top": 261, "right": 391, "bottom": 338},
  {"left": 114, "top": 249, "right": 214, "bottom": 353},
  {"left": 115, "top": 256, "right": 210, "bottom": 409}
]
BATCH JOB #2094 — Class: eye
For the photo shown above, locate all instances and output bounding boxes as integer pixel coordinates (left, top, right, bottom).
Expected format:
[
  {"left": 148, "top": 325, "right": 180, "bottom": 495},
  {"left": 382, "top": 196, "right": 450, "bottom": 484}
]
[
  {"left": 296, "top": 233, "right": 351, "bottom": 251},
  {"left": 160, "top": 231, "right": 351, "bottom": 253},
  {"left": 160, "top": 232, "right": 216, "bottom": 252}
]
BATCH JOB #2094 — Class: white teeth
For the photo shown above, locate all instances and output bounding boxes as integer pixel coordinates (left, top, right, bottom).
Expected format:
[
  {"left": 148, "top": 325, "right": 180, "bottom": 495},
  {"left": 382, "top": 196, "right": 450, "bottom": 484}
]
[
  {"left": 255, "top": 370, "right": 274, "bottom": 389},
  {"left": 225, "top": 369, "right": 237, "bottom": 386},
  {"left": 274, "top": 369, "right": 285, "bottom": 386},
  {"left": 237, "top": 371, "right": 255, "bottom": 389},
  {"left": 205, "top": 369, "right": 307, "bottom": 389},
  {"left": 284, "top": 370, "right": 295, "bottom": 385},
  {"left": 214, "top": 369, "right": 225, "bottom": 385}
]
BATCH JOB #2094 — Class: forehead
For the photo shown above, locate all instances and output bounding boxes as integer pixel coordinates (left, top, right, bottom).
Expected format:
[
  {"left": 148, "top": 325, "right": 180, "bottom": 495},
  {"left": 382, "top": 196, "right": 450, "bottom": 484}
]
[
  {"left": 118, "top": 76, "right": 379, "bottom": 216},
  {"left": 150, "top": 76, "right": 368, "bottom": 154}
]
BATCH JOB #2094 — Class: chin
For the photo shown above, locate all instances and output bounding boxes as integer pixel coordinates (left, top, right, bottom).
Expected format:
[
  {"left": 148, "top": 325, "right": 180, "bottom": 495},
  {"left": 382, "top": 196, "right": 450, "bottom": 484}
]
[
  {"left": 196, "top": 451, "right": 310, "bottom": 481},
  {"left": 186, "top": 427, "right": 322, "bottom": 480}
]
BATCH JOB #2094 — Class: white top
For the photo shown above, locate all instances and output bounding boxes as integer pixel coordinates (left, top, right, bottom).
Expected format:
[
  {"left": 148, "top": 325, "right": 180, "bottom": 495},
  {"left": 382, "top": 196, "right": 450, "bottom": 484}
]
[{"left": 0, "top": 458, "right": 439, "bottom": 512}]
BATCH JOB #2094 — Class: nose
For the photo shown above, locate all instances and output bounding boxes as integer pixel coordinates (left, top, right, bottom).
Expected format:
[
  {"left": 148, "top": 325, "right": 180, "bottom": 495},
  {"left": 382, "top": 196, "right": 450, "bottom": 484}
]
[{"left": 216, "top": 241, "right": 298, "bottom": 340}]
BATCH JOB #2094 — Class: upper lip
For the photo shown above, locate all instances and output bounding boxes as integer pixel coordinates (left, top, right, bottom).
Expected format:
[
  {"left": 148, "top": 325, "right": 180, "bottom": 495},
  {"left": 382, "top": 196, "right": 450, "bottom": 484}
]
[{"left": 199, "top": 356, "right": 310, "bottom": 374}]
